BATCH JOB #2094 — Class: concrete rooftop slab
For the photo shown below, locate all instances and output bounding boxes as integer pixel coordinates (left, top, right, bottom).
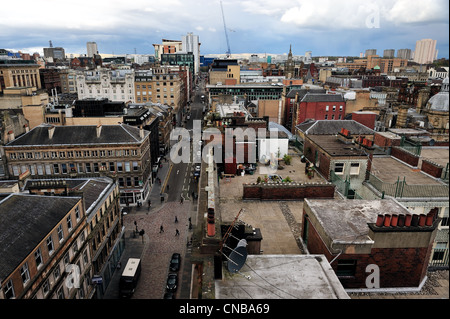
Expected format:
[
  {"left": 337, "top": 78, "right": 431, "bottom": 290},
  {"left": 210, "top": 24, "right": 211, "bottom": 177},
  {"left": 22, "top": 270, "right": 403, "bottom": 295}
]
[
  {"left": 371, "top": 157, "right": 443, "bottom": 185},
  {"left": 215, "top": 254, "right": 350, "bottom": 299}
]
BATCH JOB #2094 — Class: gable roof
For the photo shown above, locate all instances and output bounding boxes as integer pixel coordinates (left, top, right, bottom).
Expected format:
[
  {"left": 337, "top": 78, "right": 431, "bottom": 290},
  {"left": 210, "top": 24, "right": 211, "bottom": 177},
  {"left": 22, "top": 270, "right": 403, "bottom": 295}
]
[
  {"left": 6, "top": 123, "right": 149, "bottom": 147},
  {"left": 296, "top": 120, "right": 375, "bottom": 135}
]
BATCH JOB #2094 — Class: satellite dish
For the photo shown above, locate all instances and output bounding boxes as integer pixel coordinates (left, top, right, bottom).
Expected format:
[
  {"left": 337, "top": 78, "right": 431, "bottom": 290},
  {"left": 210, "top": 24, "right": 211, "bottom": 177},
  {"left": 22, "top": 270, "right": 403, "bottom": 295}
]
[
  {"left": 236, "top": 239, "right": 247, "bottom": 248},
  {"left": 227, "top": 246, "right": 248, "bottom": 273}
]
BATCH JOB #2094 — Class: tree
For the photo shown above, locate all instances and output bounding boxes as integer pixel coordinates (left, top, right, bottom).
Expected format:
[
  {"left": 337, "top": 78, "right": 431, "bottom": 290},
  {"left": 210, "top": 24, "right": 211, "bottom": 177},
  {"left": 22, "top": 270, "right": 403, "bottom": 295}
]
[{"left": 283, "top": 154, "right": 292, "bottom": 165}]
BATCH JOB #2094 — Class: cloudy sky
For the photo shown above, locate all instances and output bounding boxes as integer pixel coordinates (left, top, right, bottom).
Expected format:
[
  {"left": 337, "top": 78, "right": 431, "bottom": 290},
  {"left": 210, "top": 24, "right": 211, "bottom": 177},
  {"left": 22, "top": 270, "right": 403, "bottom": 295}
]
[{"left": 1, "top": 0, "right": 448, "bottom": 58}]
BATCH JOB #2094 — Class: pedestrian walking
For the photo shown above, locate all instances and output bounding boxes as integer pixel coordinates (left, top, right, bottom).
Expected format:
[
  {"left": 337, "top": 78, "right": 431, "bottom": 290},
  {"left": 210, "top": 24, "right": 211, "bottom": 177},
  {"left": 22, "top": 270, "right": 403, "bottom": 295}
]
[
  {"left": 175, "top": 229, "right": 180, "bottom": 236},
  {"left": 167, "top": 184, "right": 169, "bottom": 191},
  {"left": 175, "top": 216, "right": 178, "bottom": 223},
  {"left": 180, "top": 196, "right": 184, "bottom": 204},
  {"left": 160, "top": 225, "right": 164, "bottom": 233}
]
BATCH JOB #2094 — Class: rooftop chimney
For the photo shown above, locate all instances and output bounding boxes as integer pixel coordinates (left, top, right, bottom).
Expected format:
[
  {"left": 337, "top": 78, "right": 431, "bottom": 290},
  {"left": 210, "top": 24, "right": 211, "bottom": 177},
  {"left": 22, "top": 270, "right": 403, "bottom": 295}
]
[
  {"left": 139, "top": 126, "right": 144, "bottom": 139},
  {"left": 48, "top": 126, "right": 55, "bottom": 139},
  {"left": 96, "top": 124, "right": 102, "bottom": 138}
]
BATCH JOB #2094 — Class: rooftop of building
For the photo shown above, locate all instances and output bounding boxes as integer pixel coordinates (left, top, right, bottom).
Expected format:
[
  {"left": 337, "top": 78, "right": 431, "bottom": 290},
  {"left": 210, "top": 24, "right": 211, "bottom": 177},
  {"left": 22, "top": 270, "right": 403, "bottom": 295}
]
[
  {"left": 0, "top": 193, "right": 81, "bottom": 279},
  {"left": 301, "top": 92, "right": 345, "bottom": 103},
  {"left": 25, "top": 177, "right": 115, "bottom": 219},
  {"left": 371, "top": 156, "right": 443, "bottom": 185},
  {"left": 304, "top": 198, "right": 410, "bottom": 244},
  {"left": 306, "top": 134, "right": 373, "bottom": 157},
  {"left": 296, "top": 119, "right": 375, "bottom": 136},
  {"left": 6, "top": 123, "right": 149, "bottom": 147},
  {"left": 215, "top": 254, "right": 349, "bottom": 299},
  {"left": 420, "top": 147, "right": 450, "bottom": 168}
]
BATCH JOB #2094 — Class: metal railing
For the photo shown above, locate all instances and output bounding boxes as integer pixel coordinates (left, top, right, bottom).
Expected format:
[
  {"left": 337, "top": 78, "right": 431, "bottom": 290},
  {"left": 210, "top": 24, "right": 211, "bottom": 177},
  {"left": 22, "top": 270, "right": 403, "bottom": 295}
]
[
  {"left": 368, "top": 173, "right": 449, "bottom": 198},
  {"left": 330, "top": 170, "right": 363, "bottom": 199}
]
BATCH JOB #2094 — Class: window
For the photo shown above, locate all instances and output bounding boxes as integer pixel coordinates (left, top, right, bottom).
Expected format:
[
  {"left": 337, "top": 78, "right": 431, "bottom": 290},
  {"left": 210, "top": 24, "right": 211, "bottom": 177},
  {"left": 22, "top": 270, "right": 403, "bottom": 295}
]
[
  {"left": 57, "top": 287, "right": 65, "bottom": 299},
  {"left": 77, "top": 163, "right": 84, "bottom": 173},
  {"left": 133, "top": 161, "right": 139, "bottom": 171},
  {"left": 332, "top": 105, "right": 336, "bottom": 111},
  {"left": 336, "top": 259, "right": 357, "bottom": 276},
  {"left": 350, "top": 163, "right": 360, "bottom": 175},
  {"left": 3, "top": 280, "right": 15, "bottom": 299},
  {"left": 57, "top": 224, "right": 64, "bottom": 241},
  {"left": 61, "top": 163, "right": 67, "bottom": 174},
  {"left": 53, "top": 164, "right": 60, "bottom": 174},
  {"left": 325, "top": 105, "right": 329, "bottom": 111},
  {"left": 126, "top": 177, "right": 132, "bottom": 187},
  {"left": 118, "top": 178, "right": 124, "bottom": 187},
  {"left": 117, "top": 162, "right": 123, "bottom": 172},
  {"left": 20, "top": 263, "right": 30, "bottom": 285},
  {"left": 134, "top": 177, "right": 140, "bottom": 186},
  {"left": 75, "top": 206, "right": 80, "bottom": 221},
  {"left": 339, "top": 105, "right": 343, "bottom": 112},
  {"left": 54, "top": 265, "right": 61, "bottom": 280},
  {"left": 125, "top": 162, "right": 131, "bottom": 172},
  {"left": 42, "top": 280, "right": 50, "bottom": 296},
  {"left": 34, "top": 248, "right": 43, "bottom": 268},
  {"left": 47, "top": 235, "right": 54, "bottom": 254},
  {"left": 334, "top": 163, "right": 345, "bottom": 174},
  {"left": 67, "top": 215, "right": 73, "bottom": 231},
  {"left": 93, "top": 163, "right": 99, "bottom": 172},
  {"left": 109, "top": 162, "right": 115, "bottom": 172},
  {"left": 433, "top": 242, "right": 447, "bottom": 260},
  {"left": 85, "top": 163, "right": 92, "bottom": 173}
]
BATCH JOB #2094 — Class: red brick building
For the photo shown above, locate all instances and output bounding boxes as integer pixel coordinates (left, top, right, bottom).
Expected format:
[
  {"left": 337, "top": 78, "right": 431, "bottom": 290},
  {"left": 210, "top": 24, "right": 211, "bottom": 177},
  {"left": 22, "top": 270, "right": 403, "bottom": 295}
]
[
  {"left": 352, "top": 111, "right": 377, "bottom": 130},
  {"left": 302, "top": 199, "right": 439, "bottom": 289},
  {"left": 294, "top": 93, "right": 346, "bottom": 128}
]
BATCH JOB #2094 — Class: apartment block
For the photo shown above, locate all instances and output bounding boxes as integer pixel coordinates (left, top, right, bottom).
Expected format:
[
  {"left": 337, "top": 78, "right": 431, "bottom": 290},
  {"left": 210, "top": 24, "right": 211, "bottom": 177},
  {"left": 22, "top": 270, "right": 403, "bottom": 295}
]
[{"left": 414, "top": 39, "right": 438, "bottom": 64}]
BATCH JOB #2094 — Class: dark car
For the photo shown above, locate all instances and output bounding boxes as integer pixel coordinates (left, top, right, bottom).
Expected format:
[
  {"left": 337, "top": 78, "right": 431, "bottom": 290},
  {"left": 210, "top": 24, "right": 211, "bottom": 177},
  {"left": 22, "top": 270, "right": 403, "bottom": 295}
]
[
  {"left": 169, "top": 253, "right": 181, "bottom": 272},
  {"left": 163, "top": 292, "right": 175, "bottom": 299},
  {"left": 166, "top": 273, "right": 178, "bottom": 292}
]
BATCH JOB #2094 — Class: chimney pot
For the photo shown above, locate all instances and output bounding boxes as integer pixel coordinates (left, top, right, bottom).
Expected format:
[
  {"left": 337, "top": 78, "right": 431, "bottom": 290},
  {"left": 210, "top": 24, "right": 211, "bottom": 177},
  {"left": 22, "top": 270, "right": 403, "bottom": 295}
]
[
  {"left": 376, "top": 214, "right": 384, "bottom": 227},
  {"left": 398, "top": 214, "right": 405, "bottom": 227},
  {"left": 418, "top": 214, "right": 426, "bottom": 227},
  {"left": 425, "top": 214, "right": 434, "bottom": 226},
  {"left": 383, "top": 214, "right": 391, "bottom": 227},
  {"left": 390, "top": 214, "right": 398, "bottom": 227},
  {"left": 411, "top": 214, "right": 419, "bottom": 227},
  {"left": 405, "top": 214, "right": 412, "bottom": 226}
]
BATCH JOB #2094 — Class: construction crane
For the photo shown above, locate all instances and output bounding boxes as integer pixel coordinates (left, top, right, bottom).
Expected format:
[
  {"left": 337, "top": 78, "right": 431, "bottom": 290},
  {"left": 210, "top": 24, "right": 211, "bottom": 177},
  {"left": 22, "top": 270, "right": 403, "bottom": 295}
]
[{"left": 220, "top": 0, "right": 231, "bottom": 58}]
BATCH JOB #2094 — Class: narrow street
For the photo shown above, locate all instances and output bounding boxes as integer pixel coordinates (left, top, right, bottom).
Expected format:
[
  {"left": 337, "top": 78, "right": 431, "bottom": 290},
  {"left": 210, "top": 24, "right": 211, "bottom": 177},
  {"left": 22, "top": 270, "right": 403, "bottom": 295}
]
[{"left": 103, "top": 75, "right": 206, "bottom": 299}]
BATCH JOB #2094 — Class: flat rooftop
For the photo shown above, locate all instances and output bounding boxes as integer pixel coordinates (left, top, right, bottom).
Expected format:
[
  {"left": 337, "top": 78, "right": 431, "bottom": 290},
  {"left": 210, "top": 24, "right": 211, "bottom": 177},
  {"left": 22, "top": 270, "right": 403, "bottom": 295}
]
[
  {"left": 420, "top": 147, "right": 449, "bottom": 168},
  {"left": 305, "top": 198, "right": 410, "bottom": 244},
  {"left": 307, "top": 135, "right": 370, "bottom": 157},
  {"left": 216, "top": 254, "right": 349, "bottom": 299},
  {"left": 371, "top": 156, "right": 443, "bottom": 185}
]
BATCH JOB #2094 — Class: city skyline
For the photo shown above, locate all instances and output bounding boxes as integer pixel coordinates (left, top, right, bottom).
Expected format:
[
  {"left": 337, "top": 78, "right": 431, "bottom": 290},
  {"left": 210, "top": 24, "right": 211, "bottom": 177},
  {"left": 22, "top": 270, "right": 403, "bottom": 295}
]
[{"left": 1, "top": 0, "right": 449, "bottom": 59}]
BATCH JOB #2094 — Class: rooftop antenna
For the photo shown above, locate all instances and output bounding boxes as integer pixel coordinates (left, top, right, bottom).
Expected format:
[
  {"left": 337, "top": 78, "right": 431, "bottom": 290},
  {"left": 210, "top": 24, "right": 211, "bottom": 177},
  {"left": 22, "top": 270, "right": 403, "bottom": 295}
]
[{"left": 49, "top": 40, "right": 53, "bottom": 48}]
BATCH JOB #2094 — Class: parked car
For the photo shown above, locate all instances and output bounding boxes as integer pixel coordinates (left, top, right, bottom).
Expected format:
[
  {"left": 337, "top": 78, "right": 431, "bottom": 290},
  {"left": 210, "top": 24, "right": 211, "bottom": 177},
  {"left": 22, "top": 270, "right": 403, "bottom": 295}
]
[
  {"left": 163, "top": 292, "right": 175, "bottom": 299},
  {"left": 166, "top": 273, "right": 178, "bottom": 292},
  {"left": 169, "top": 253, "right": 181, "bottom": 272}
]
